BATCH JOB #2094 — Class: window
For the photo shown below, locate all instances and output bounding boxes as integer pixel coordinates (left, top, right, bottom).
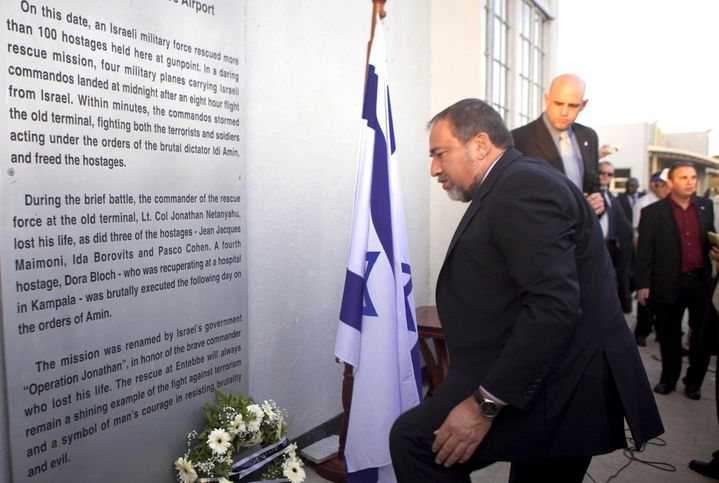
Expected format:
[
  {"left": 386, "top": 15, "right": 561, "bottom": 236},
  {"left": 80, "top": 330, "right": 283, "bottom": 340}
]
[
  {"left": 517, "top": 1, "right": 547, "bottom": 125},
  {"left": 482, "top": 0, "right": 551, "bottom": 128},
  {"left": 485, "top": 0, "right": 510, "bottom": 119}
]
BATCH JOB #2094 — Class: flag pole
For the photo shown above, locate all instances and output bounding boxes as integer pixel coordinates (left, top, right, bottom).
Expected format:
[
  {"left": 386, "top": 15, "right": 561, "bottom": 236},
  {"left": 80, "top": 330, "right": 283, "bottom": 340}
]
[
  {"left": 366, "top": 0, "right": 387, "bottom": 77},
  {"left": 313, "top": 2, "right": 388, "bottom": 482}
]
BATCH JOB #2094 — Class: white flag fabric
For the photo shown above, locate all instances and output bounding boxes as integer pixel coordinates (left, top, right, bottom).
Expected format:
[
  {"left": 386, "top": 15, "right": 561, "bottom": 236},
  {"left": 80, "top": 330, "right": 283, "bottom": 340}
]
[{"left": 334, "top": 17, "right": 422, "bottom": 483}]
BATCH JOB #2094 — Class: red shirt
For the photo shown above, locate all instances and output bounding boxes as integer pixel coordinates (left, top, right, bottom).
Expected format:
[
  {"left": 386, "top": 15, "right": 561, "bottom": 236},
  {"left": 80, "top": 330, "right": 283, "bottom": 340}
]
[{"left": 669, "top": 197, "right": 704, "bottom": 273}]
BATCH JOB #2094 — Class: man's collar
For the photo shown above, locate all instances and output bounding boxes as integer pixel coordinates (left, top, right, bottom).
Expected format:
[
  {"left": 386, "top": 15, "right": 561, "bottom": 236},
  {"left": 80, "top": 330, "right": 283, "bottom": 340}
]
[
  {"left": 479, "top": 151, "right": 505, "bottom": 185},
  {"left": 541, "top": 112, "right": 573, "bottom": 139},
  {"left": 669, "top": 194, "right": 695, "bottom": 209}
]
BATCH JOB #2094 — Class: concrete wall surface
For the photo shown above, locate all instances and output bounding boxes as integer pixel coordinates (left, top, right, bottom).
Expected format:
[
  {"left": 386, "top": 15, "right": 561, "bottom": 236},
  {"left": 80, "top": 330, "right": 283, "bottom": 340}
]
[{"left": 243, "top": 0, "right": 431, "bottom": 438}]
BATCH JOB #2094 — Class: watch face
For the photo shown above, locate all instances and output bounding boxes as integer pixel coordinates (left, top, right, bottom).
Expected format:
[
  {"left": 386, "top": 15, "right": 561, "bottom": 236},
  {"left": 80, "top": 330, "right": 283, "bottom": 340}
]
[{"left": 480, "top": 400, "right": 499, "bottom": 418}]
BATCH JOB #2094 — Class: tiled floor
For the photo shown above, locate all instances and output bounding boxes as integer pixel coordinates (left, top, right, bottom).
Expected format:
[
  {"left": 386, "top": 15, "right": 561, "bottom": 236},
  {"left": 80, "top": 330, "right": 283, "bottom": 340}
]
[{"left": 304, "top": 312, "right": 719, "bottom": 482}]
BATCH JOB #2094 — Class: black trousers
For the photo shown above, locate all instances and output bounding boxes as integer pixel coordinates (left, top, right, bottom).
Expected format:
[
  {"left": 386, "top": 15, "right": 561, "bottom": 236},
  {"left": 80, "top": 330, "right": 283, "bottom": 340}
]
[
  {"left": 654, "top": 271, "right": 711, "bottom": 387},
  {"left": 634, "top": 302, "right": 655, "bottom": 339},
  {"left": 606, "top": 240, "right": 632, "bottom": 312},
  {"left": 390, "top": 403, "right": 592, "bottom": 483}
]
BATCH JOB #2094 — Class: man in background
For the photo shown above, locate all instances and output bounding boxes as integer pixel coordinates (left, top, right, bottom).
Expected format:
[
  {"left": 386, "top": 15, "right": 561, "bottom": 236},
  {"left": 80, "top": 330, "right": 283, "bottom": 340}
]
[
  {"left": 598, "top": 161, "right": 633, "bottom": 313},
  {"left": 512, "top": 73, "right": 604, "bottom": 216},
  {"left": 617, "top": 176, "right": 643, "bottom": 312},
  {"left": 617, "top": 177, "right": 643, "bottom": 223},
  {"left": 633, "top": 170, "right": 670, "bottom": 346},
  {"left": 637, "top": 162, "right": 713, "bottom": 400},
  {"left": 633, "top": 170, "right": 670, "bottom": 238}
]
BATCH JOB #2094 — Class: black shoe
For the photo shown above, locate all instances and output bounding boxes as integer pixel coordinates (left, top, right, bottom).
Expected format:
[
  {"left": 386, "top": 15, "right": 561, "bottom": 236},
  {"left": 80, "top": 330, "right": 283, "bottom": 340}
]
[
  {"left": 689, "top": 459, "right": 719, "bottom": 479},
  {"left": 683, "top": 378, "right": 701, "bottom": 400},
  {"left": 685, "top": 385, "right": 701, "bottom": 400},
  {"left": 653, "top": 383, "right": 675, "bottom": 395},
  {"left": 636, "top": 336, "right": 646, "bottom": 347}
]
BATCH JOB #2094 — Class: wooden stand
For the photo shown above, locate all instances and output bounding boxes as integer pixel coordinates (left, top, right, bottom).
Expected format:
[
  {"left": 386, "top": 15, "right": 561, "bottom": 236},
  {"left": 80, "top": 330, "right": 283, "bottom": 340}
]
[
  {"left": 312, "top": 363, "right": 352, "bottom": 482},
  {"left": 313, "top": 306, "right": 447, "bottom": 481},
  {"left": 416, "top": 306, "right": 448, "bottom": 398}
]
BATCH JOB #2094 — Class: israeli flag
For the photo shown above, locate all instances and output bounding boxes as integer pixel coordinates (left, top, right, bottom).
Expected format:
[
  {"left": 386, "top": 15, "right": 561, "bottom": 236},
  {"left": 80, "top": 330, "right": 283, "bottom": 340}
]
[{"left": 334, "top": 17, "right": 422, "bottom": 483}]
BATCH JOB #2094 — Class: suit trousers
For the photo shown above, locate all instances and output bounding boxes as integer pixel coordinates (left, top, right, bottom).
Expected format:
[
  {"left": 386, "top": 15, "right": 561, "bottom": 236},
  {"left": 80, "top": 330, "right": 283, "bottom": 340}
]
[
  {"left": 654, "top": 271, "right": 711, "bottom": 387},
  {"left": 685, "top": 303, "right": 719, "bottom": 387},
  {"left": 389, "top": 401, "right": 592, "bottom": 483},
  {"left": 634, "top": 302, "right": 655, "bottom": 339},
  {"left": 605, "top": 240, "right": 632, "bottom": 312}
]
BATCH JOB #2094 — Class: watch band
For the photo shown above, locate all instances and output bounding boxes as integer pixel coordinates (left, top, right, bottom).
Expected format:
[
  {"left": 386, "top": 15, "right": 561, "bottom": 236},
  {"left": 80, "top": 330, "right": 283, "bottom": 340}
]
[{"left": 473, "top": 390, "right": 500, "bottom": 419}]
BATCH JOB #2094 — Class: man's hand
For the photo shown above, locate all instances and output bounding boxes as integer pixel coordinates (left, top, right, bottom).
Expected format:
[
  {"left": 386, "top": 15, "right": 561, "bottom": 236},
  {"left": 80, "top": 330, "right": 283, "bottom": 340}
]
[
  {"left": 431, "top": 397, "right": 492, "bottom": 467},
  {"left": 710, "top": 246, "right": 719, "bottom": 262},
  {"left": 585, "top": 192, "right": 605, "bottom": 216},
  {"left": 637, "top": 288, "right": 650, "bottom": 306}
]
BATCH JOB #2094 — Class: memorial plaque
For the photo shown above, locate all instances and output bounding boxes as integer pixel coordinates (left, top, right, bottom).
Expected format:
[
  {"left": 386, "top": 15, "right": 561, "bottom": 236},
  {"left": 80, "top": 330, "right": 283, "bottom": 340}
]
[{"left": 0, "top": 1, "right": 247, "bottom": 481}]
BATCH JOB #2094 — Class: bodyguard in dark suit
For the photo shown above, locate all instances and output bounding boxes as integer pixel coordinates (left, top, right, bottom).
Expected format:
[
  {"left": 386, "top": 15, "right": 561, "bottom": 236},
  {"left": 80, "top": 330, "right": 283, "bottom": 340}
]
[
  {"left": 637, "top": 161, "right": 714, "bottom": 399},
  {"left": 617, "top": 177, "right": 643, "bottom": 301},
  {"left": 512, "top": 73, "right": 604, "bottom": 216},
  {"left": 598, "top": 161, "right": 634, "bottom": 313},
  {"left": 390, "top": 99, "right": 663, "bottom": 483},
  {"left": 617, "top": 177, "right": 643, "bottom": 223}
]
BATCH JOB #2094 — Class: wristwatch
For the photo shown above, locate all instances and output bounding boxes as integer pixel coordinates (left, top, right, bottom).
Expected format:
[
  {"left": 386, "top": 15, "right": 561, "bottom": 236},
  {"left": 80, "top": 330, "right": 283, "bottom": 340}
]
[{"left": 473, "top": 390, "right": 501, "bottom": 419}]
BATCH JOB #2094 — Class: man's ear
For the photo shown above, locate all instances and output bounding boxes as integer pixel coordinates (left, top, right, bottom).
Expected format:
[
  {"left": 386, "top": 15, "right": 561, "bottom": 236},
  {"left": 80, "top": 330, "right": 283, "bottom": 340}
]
[{"left": 473, "top": 132, "right": 491, "bottom": 159}]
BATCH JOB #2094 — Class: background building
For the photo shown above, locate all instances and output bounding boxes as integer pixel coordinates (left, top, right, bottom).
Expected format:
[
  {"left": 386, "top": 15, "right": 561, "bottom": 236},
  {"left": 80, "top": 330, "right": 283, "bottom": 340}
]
[{"left": 596, "top": 123, "right": 718, "bottom": 194}]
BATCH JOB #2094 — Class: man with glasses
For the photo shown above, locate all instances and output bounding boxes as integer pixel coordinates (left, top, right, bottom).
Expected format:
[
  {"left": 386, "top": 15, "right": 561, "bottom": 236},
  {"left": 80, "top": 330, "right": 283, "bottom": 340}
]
[
  {"left": 598, "top": 161, "right": 633, "bottom": 313},
  {"left": 512, "top": 73, "right": 604, "bottom": 216},
  {"left": 637, "top": 162, "right": 714, "bottom": 400}
]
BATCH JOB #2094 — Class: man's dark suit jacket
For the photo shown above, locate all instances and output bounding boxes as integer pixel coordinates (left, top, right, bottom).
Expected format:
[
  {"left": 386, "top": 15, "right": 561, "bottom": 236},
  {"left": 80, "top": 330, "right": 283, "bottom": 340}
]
[
  {"left": 512, "top": 116, "right": 600, "bottom": 194},
  {"left": 604, "top": 190, "right": 634, "bottom": 307},
  {"left": 429, "top": 148, "right": 663, "bottom": 461},
  {"left": 604, "top": 189, "right": 633, "bottom": 250},
  {"left": 637, "top": 195, "right": 714, "bottom": 303},
  {"left": 617, "top": 192, "right": 645, "bottom": 223}
]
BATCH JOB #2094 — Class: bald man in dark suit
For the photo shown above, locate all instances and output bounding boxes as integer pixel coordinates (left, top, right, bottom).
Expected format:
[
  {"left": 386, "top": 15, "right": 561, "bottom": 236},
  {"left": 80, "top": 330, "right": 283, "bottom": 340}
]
[{"left": 512, "top": 74, "right": 604, "bottom": 216}]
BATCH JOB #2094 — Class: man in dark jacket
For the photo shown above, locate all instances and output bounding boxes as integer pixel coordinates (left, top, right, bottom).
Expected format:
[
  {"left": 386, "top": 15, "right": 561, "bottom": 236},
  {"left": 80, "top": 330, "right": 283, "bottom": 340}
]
[
  {"left": 598, "top": 161, "right": 634, "bottom": 313},
  {"left": 637, "top": 161, "right": 714, "bottom": 400},
  {"left": 390, "top": 99, "right": 663, "bottom": 483},
  {"left": 512, "top": 73, "right": 604, "bottom": 216},
  {"left": 617, "top": 177, "right": 643, "bottom": 222}
]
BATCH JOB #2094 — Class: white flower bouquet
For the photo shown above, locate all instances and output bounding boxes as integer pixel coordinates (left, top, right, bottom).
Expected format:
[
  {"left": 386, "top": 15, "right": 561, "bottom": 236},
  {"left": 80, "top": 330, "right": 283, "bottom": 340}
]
[{"left": 174, "top": 390, "right": 305, "bottom": 483}]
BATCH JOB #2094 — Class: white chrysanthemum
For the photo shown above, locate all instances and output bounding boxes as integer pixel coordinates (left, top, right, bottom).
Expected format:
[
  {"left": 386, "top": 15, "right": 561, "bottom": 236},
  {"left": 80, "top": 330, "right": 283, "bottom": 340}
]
[
  {"left": 246, "top": 404, "right": 264, "bottom": 432},
  {"left": 229, "top": 413, "right": 246, "bottom": 434},
  {"left": 207, "top": 428, "right": 232, "bottom": 455},
  {"left": 218, "top": 478, "right": 232, "bottom": 483},
  {"left": 282, "top": 456, "right": 306, "bottom": 483},
  {"left": 174, "top": 457, "right": 198, "bottom": 483},
  {"left": 262, "top": 400, "right": 277, "bottom": 420}
]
